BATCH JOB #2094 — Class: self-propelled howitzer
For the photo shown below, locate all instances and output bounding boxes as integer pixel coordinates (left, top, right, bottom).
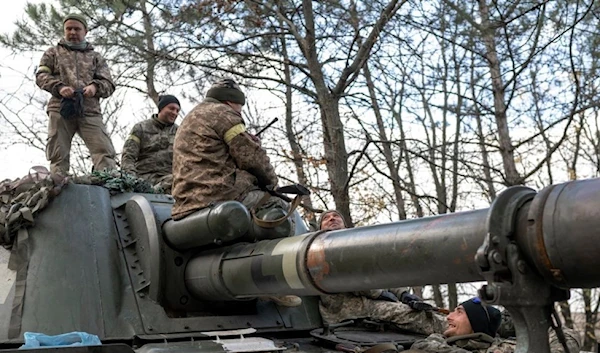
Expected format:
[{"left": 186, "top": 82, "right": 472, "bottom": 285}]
[{"left": 0, "top": 178, "right": 598, "bottom": 353}]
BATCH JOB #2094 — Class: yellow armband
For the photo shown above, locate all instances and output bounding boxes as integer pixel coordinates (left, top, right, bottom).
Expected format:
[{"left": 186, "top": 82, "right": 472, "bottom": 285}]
[{"left": 224, "top": 124, "right": 246, "bottom": 144}]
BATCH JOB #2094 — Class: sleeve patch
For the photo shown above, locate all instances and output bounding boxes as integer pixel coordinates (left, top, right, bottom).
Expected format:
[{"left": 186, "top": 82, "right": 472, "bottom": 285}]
[
  {"left": 224, "top": 123, "right": 246, "bottom": 144},
  {"left": 127, "top": 134, "right": 141, "bottom": 144},
  {"left": 36, "top": 66, "right": 52, "bottom": 74}
]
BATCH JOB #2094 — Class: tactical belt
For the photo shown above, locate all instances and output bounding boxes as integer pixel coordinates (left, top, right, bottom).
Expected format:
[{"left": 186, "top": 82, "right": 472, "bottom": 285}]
[{"left": 251, "top": 192, "right": 303, "bottom": 229}]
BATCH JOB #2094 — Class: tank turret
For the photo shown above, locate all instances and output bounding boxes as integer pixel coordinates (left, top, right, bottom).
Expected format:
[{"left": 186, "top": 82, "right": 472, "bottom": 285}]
[{"left": 0, "top": 178, "right": 598, "bottom": 353}]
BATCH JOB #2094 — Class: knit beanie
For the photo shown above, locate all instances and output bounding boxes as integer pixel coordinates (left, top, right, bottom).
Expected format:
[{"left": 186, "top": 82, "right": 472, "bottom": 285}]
[
  {"left": 206, "top": 79, "right": 246, "bottom": 106},
  {"left": 460, "top": 297, "right": 502, "bottom": 337},
  {"left": 63, "top": 14, "right": 88, "bottom": 30},
  {"left": 158, "top": 95, "right": 180, "bottom": 112},
  {"left": 318, "top": 210, "right": 347, "bottom": 230}
]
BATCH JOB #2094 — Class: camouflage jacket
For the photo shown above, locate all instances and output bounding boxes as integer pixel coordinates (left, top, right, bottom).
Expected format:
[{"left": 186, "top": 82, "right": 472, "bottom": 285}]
[
  {"left": 171, "top": 97, "right": 278, "bottom": 220},
  {"left": 411, "top": 333, "right": 514, "bottom": 353},
  {"left": 121, "top": 115, "right": 177, "bottom": 185},
  {"left": 36, "top": 39, "right": 115, "bottom": 115},
  {"left": 319, "top": 291, "right": 447, "bottom": 336},
  {"left": 501, "top": 327, "right": 581, "bottom": 353}
]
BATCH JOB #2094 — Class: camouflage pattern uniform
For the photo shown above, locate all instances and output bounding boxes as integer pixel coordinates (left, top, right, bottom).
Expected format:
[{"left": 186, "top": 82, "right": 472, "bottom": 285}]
[
  {"left": 36, "top": 39, "right": 116, "bottom": 175},
  {"left": 411, "top": 333, "right": 514, "bottom": 353},
  {"left": 171, "top": 96, "right": 281, "bottom": 221},
  {"left": 500, "top": 327, "right": 581, "bottom": 353},
  {"left": 319, "top": 288, "right": 447, "bottom": 335},
  {"left": 121, "top": 115, "right": 177, "bottom": 193}
]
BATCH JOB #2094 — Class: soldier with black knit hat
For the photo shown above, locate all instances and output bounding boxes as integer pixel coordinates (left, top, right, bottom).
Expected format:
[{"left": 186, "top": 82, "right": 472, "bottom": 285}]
[
  {"left": 36, "top": 13, "right": 117, "bottom": 175},
  {"left": 121, "top": 95, "right": 180, "bottom": 193},
  {"left": 410, "top": 297, "right": 514, "bottom": 353},
  {"left": 171, "top": 79, "right": 300, "bottom": 307}
]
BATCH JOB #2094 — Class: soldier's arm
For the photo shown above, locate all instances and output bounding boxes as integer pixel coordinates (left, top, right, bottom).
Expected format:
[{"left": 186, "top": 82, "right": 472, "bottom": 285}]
[
  {"left": 222, "top": 113, "right": 278, "bottom": 188},
  {"left": 92, "top": 54, "right": 116, "bottom": 98},
  {"left": 121, "top": 124, "right": 142, "bottom": 176},
  {"left": 35, "top": 48, "right": 65, "bottom": 97}
]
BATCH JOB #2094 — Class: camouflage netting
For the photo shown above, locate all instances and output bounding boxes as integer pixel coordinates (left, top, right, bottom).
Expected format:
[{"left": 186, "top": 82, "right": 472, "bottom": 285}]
[
  {"left": 1, "top": 167, "right": 165, "bottom": 247},
  {"left": 73, "top": 169, "right": 163, "bottom": 194}
]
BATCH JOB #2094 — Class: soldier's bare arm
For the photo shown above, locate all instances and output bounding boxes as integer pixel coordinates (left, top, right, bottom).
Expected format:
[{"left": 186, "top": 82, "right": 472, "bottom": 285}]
[
  {"left": 92, "top": 54, "right": 115, "bottom": 98},
  {"left": 121, "top": 124, "right": 142, "bottom": 176},
  {"left": 36, "top": 48, "right": 67, "bottom": 98}
]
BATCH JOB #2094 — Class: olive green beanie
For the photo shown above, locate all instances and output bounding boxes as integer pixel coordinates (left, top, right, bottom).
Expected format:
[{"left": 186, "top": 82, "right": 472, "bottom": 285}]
[
  {"left": 63, "top": 13, "right": 88, "bottom": 30},
  {"left": 206, "top": 78, "right": 246, "bottom": 106}
]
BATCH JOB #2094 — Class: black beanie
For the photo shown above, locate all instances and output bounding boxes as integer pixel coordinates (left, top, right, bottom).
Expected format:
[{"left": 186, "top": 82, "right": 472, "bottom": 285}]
[
  {"left": 158, "top": 95, "right": 180, "bottom": 112},
  {"left": 460, "top": 298, "right": 502, "bottom": 337},
  {"left": 206, "top": 78, "right": 246, "bottom": 106}
]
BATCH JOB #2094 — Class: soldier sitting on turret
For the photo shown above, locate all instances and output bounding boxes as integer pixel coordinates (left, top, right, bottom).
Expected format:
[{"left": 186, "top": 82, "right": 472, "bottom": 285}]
[
  {"left": 170, "top": 78, "right": 300, "bottom": 307},
  {"left": 410, "top": 297, "right": 511, "bottom": 353},
  {"left": 317, "top": 210, "right": 447, "bottom": 335}
]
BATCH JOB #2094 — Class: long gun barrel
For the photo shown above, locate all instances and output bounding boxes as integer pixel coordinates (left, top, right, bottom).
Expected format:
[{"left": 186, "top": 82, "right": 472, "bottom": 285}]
[
  {"left": 185, "top": 178, "right": 600, "bottom": 299},
  {"left": 184, "top": 178, "right": 600, "bottom": 353}
]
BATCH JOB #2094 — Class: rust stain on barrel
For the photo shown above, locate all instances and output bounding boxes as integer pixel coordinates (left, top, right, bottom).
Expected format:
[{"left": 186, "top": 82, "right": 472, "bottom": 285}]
[{"left": 306, "top": 236, "right": 330, "bottom": 287}]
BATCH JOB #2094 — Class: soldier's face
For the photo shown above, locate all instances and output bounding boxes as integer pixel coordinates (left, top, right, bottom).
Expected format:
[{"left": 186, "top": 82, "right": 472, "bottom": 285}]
[
  {"left": 444, "top": 305, "right": 473, "bottom": 337},
  {"left": 64, "top": 20, "right": 87, "bottom": 43},
  {"left": 320, "top": 212, "right": 345, "bottom": 231},
  {"left": 158, "top": 103, "right": 180, "bottom": 124}
]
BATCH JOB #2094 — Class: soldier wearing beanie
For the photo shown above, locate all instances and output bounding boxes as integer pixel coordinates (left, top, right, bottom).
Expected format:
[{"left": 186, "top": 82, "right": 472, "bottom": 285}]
[
  {"left": 171, "top": 78, "right": 301, "bottom": 308},
  {"left": 411, "top": 297, "right": 515, "bottom": 353},
  {"left": 36, "top": 13, "right": 117, "bottom": 175},
  {"left": 121, "top": 95, "right": 181, "bottom": 193},
  {"left": 318, "top": 210, "right": 347, "bottom": 231}
]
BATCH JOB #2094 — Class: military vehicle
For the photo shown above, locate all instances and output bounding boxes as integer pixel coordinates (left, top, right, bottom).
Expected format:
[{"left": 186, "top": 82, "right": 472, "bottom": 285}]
[{"left": 0, "top": 177, "right": 599, "bottom": 353}]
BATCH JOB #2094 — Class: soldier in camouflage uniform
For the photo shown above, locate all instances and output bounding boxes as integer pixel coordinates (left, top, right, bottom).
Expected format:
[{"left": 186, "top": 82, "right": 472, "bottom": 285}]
[
  {"left": 171, "top": 78, "right": 299, "bottom": 307},
  {"left": 410, "top": 297, "right": 510, "bottom": 353},
  {"left": 121, "top": 95, "right": 180, "bottom": 193},
  {"left": 317, "top": 210, "right": 447, "bottom": 335},
  {"left": 497, "top": 309, "right": 581, "bottom": 353},
  {"left": 36, "top": 13, "right": 117, "bottom": 175}
]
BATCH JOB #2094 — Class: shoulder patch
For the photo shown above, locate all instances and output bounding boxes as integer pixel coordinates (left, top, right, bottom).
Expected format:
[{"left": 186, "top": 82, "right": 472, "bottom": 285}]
[
  {"left": 127, "top": 134, "right": 141, "bottom": 144},
  {"left": 36, "top": 66, "right": 52, "bottom": 74},
  {"left": 224, "top": 123, "right": 246, "bottom": 144}
]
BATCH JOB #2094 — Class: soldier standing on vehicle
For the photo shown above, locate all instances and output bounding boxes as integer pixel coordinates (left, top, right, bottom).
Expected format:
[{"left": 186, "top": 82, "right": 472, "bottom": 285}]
[
  {"left": 121, "top": 95, "right": 180, "bottom": 193},
  {"left": 317, "top": 210, "right": 447, "bottom": 335},
  {"left": 36, "top": 13, "right": 117, "bottom": 175},
  {"left": 171, "top": 78, "right": 299, "bottom": 307}
]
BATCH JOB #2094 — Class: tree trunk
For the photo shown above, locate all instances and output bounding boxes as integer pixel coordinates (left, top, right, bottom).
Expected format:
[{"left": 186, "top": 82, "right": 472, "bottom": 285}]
[
  {"left": 362, "top": 63, "right": 407, "bottom": 220},
  {"left": 477, "top": 0, "right": 521, "bottom": 186},
  {"left": 582, "top": 288, "right": 597, "bottom": 351},
  {"left": 140, "top": 0, "right": 159, "bottom": 103},
  {"left": 280, "top": 29, "right": 317, "bottom": 229}
]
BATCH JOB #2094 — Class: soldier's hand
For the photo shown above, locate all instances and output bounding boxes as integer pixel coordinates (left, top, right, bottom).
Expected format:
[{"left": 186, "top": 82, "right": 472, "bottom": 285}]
[
  {"left": 376, "top": 291, "right": 399, "bottom": 302},
  {"left": 249, "top": 133, "right": 261, "bottom": 146},
  {"left": 59, "top": 86, "right": 75, "bottom": 98},
  {"left": 83, "top": 84, "right": 97, "bottom": 98},
  {"left": 408, "top": 301, "right": 434, "bottom": 312}
]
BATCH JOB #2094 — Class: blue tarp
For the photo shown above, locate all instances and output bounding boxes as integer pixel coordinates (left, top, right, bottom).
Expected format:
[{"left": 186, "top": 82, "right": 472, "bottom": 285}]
[{"left": 20, "top": 332, "right": 102, "bottom": 349}]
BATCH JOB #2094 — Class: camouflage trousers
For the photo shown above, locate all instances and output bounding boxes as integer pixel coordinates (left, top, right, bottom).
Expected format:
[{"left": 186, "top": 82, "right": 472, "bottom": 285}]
[
  {"left": 319, "top": 293, "right": 447, "bottom": 335},
  {"left": 46, "top": 111, "right": 116, "bottom": 175},
  {"left": 240, "top": 190, "right": 295, "bottom": 239}
]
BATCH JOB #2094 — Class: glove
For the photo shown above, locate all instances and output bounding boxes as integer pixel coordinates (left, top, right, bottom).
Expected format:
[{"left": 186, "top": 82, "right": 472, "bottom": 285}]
[
  {"left": 408, "top": 301, "right": 434, "bottom": 311},
  {"left": 399, "top": 291, "right": 422, "bottom": 305},
  {"left": 376, "top": 291, "right": 399, "bottom": 302}
]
